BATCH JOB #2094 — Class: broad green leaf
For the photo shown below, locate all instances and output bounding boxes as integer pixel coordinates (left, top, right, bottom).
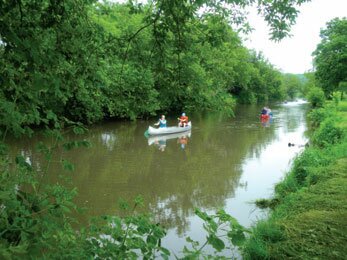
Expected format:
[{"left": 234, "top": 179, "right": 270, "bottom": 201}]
[
  {"left": 207, "top": 234, "right": 225, "bottom": 251},
  {"left": 227, "top": 229, "right": 246, "bottom": 246}
]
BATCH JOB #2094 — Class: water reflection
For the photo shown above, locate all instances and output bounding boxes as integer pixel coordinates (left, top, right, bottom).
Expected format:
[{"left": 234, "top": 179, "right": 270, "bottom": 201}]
[
  {"left": 6, "top": 101, "right": 309, "bottom": 256},
  {"left": 100, "top": 132, "right": 117, "bottom": 151},
  {"left": 260, "top": 115, "right": 273, "bottom": 127},
  {"left": 147, "top": 131, "right": 191, "bottom": 151}
]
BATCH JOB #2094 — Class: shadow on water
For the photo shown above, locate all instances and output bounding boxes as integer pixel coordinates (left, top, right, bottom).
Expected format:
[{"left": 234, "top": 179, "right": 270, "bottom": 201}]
[{"left": 6, "top": 101, "right": 309, "bottom": 254}]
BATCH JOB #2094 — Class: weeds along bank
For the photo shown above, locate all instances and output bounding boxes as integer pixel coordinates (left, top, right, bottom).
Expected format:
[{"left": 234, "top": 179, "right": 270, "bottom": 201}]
[{"left": 242, "top": 100, "right": 347, "bottom": 259}]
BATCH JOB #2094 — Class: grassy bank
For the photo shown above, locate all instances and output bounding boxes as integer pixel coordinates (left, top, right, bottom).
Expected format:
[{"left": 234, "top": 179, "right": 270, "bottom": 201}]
[{"left": 242, "top": 100, "right": 347, "bottom": 259}]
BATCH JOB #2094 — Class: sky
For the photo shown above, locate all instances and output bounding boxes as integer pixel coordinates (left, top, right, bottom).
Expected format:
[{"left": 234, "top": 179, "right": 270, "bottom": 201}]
[{"left": 244, "top": 0, "right": 347, "bottom": 74}]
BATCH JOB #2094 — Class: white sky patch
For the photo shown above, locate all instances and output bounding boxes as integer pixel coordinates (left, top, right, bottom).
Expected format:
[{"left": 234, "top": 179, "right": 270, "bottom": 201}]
[{"left": 244, "top": 0, "right": 347, "bottom": 74}]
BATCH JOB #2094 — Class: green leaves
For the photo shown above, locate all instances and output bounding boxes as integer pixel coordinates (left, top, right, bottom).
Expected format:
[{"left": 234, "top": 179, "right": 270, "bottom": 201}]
[
  {"left": 15, "top": 155, "right": 33, "bottom": 171},
  {"left": 0, "top": 152, "right": 81, "bottom": 258},
  {"left": 313, "top": 18, "right": 347, "bottom": 97},
  {"left": 307, "top": 87, "right": 325, "bottom": 108},
  {"left": 87, "top": 197, "right": 170, "bottom": 259},
  {"left": 208, "top": 234, "right": 225, "bottom": 251},
  {"left": 228, "top": 228, "right": 246, "bottom": 246},
  {"left": 186, "top": 208, "right": 250, "bottom": 257},
  {"left": 0, "top": 0, "right": 302, "bottom": 139},
  {"left": 281, "top": 74, "right": 304, "bottom": 100},
  {"left": 0, "top": 1, "right": 311, "bottom": 258}
]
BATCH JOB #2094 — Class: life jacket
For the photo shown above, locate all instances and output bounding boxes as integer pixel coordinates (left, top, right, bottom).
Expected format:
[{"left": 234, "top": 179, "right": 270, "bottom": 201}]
[
  {"left": 159, "top": 119, "right": 167, "bottom": 128},
  {"left": 261, "top": 114, "right": 269, "bottom": 120},
  {"left": 180, "top": 116, "right": 188, "bottom": 123}
]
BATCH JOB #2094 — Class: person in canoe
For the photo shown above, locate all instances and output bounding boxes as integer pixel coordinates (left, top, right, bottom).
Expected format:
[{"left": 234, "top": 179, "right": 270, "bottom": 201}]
[
  {"left": 260, "top": 107, "right": 272, "bottom": 119},
  {"left": 154, "top": 115, "right": 167, "bottom": 128},
  {"left": 178, "top": 113, "right": 189, "bottom": 127},
  {"left": 267, "top": 107, "right": 273, "bottom": 117},
  {"left": 261, "top": 107, "right": 268, "bottom": 115},
  {"left": 261, "top": 107, "right": 268, "bottom": 120}
]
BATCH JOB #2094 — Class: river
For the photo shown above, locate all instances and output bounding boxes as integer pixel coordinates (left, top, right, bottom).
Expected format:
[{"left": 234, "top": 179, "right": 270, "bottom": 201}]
[{"left": 7, "top": 100, "right": 308, "bottom": 257}]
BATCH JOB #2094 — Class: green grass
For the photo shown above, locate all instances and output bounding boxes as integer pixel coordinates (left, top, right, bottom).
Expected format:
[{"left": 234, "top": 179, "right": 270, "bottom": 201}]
[
  {"left": 337, "top": 100, "right": 347, "bottom": 112},
  {"left": 242, "top": 100, "right": 347, "bottom": 260}
]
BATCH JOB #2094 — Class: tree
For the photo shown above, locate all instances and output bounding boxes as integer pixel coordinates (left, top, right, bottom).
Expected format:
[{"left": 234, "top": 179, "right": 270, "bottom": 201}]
[
  {"left": 302, "top": 72, "right": 316, "bottom": 96},
  {"left": 0, "top": 0, "right": 311, "bottom": 137},
  {"left": 281, "top": 74, "right": 303, "bottom": 100},
  {"left": 234, "top": 51, "right": 284, "bottom": 103},
  {"left": 313, "top": 17, "right": 347, "bottom": 97},
  {"left": 0, "top": 0, "right": 108, "bottom": 136}
]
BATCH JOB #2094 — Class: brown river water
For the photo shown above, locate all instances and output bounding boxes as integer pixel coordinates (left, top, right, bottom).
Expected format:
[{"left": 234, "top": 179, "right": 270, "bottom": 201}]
[{"left": 7, "top": 100, "right": 309, "bottom": 257}]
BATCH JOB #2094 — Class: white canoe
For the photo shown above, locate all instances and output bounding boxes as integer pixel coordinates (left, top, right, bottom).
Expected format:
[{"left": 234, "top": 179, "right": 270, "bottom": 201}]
[
  {"left": 148, "top": 122, "right": 192, "bottom": 135},
  {"left": 147, "top": 131, "right": 191, "bottom": 145}
]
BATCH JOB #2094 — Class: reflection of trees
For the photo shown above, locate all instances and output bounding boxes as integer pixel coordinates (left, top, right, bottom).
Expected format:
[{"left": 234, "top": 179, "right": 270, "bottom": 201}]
[
  {"left": 6, "top": 104, "right": 308, "bottom": 234},
  {"left": 281, "top": 105, "right": 308, "bottom": 133}
]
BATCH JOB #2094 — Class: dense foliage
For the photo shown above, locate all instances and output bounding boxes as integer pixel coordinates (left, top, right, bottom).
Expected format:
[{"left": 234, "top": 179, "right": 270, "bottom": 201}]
[
  {"left": 0, "top": 0, "right": 309, "bottom": 136},
  {"left": 313, "top": 17, "right": 347, "bottom": 98},
  {"left": 307, "top": 86, "right": 325, "bottom": 108},
  {"left": 281, "top": 73, "right": 305, "bottom": 100}
]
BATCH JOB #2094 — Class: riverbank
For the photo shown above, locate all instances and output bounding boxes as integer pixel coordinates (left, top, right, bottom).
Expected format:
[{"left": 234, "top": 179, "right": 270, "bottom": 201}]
[{"left": 242, "top": 100, "right": 347, "bottom": 259}]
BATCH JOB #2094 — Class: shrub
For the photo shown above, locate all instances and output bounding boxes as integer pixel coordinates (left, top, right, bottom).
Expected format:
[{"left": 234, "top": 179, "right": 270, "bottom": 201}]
[
  {"left": 307, "top": 87, "right": 325, "bottom": 108},
  {"left": 237, "top": 91, "right": 257, "bottom": 104},
  {"left": 312, "top": 119, "right": 345, "bottom": 148},
  {"left": 307, "top": 105, "right": 336, "bottom": 127},
  {"left": 0, "top": 155, "right": 83, "bottom": 258}
]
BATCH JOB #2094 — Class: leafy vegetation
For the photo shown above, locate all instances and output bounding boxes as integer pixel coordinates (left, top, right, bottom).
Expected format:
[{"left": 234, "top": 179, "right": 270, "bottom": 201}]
[
  {"left": 245, "top": 17, "right": 347, "bottom": 255},
  {"left": 303, "top": 18, "right": 347, "bottom": 106},
  {"left": 313, "top": 17, "right": 347, "bottom": 98},
  {"left": 1, "top": 0, "right": 309, "bottom": 137},
  {"left": 242, "top": 100, "right": 347, "bottom": 259},
  {"left": 0, "top": 0, "right": 318, "bottom": 258},
  {"left": 307, "top": 86, "right": 325, "bottom": 108},
  {"left": 281, "top": 73, "right": 305, "bottom": 100}
]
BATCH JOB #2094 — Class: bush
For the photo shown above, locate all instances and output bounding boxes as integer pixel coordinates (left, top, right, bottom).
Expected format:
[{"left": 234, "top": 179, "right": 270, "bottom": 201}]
[
  {"left": 0, "top": 155, "right": 83, "bottom": 258},
  {"left": 307, "top": 87, "right": 325, "bottom": 108},
  {"left": 237, "top": 90, "right": 257, "bottom": 104},
  {"left": 307, "top": 105, "right": 336, "bottom": 127},
  {"left": 312, "top": 119, "right": 345, "bottom": 148}
]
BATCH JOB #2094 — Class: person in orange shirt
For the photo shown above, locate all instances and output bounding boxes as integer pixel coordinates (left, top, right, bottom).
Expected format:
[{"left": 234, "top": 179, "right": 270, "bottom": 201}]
[{"left": 178, "top": 113, "right": 188, "bottom": 127}]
